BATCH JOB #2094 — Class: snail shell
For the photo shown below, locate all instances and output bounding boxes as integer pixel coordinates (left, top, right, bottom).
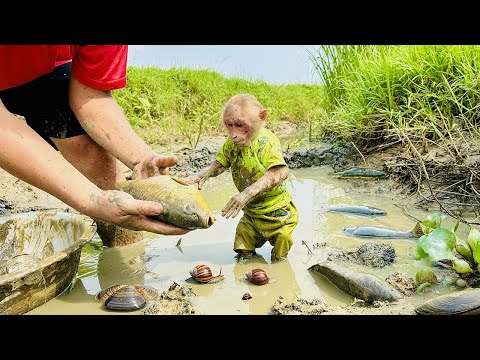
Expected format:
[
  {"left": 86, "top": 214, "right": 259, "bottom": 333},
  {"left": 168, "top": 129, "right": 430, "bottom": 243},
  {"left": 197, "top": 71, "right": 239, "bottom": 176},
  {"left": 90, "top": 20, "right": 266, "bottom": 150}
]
[
  {"left": 96, "top": 284, "right": 158, "bottom": 311},
  {"left": 245, "top": 268, "right": 270, "bottom": 285},
  {"left": 189, "top": 264, "right": 225, "bottom": 284},
  {"left": 190, "top": 264, "right": 213, "bottom": 283},
  {"left": 242, "top": 292, "right": 253, "bottom": 300}
]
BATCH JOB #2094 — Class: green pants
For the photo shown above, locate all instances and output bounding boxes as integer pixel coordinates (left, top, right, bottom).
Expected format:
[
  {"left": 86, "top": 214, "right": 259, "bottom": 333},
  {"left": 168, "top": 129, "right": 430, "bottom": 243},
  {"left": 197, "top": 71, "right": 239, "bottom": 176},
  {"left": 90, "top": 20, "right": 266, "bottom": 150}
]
[{"left": 234, "top": 201, "right": 299, "bottom": 260}]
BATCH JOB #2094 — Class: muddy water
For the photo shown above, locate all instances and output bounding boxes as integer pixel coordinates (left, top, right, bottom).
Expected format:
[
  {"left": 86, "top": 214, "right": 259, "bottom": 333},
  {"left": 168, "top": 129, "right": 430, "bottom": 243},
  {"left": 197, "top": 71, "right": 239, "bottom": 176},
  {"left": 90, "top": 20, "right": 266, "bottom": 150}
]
[{"left": 28, "top": 166, "right": 469, "bottom": 315}]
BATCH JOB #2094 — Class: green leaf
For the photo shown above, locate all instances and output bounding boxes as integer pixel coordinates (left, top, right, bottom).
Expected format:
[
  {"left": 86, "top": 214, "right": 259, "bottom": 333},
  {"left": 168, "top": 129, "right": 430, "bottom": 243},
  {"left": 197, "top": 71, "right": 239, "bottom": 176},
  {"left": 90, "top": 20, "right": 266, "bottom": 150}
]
[
  {"left": 455, "top": 237, "right": 474, "bottom": 263},
  {"left": 417, "top": 228, "right": 456, "bottom": 264},
  {"left": 422, "top": 212, "right": 446, "bottom": 230},
  {"left": 451, "top": 258, "right": 474, "bottom": 274},
  {"left": 467, "top": 227, "right": 480, "bottom": 264},
  {"left": 451, "top": 218, "right": 461, "bottom": 233},
  {"left": 415, "top": 234, "right": 429, "bottom": 260}
]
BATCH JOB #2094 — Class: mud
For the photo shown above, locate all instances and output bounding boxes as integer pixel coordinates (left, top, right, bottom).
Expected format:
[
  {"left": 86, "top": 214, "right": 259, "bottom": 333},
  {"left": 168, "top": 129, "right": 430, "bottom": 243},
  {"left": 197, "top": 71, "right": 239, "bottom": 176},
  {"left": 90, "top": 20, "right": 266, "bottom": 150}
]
[
  {"left": 327, "top": 243, "right": 397, "bottom": 268},
  {"left": 143, "top": 284, "right": 197, "bottom": 315},
  {"left": 2, "top": 123, "right": 479, "bottom": 315}
]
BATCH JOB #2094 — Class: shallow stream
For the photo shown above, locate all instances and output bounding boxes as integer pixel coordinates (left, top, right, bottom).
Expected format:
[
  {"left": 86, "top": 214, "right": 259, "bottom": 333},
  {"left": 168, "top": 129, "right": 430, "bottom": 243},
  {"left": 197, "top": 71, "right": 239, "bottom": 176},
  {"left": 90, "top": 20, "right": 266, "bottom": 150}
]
[{"left": 28, "top": 166, "right": 469, "bottom": 315}]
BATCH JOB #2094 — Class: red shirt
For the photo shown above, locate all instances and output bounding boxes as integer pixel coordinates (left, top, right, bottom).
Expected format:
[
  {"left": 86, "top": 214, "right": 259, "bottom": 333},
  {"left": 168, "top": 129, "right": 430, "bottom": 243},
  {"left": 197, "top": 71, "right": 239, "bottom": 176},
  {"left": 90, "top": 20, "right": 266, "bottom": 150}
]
[{"left": 0, "top": 45, "right": 128, "bottom": 91}]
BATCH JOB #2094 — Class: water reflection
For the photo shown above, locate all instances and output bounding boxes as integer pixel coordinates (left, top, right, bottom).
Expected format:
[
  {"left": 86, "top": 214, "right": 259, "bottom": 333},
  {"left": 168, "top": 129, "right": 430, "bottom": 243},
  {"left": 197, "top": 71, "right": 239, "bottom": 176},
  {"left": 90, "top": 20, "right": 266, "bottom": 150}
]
[
  {"left": 97, "top": 241, "right": 148, "bottom": 290},
  {"left": 30, "top": 165, "right": 466, "bottom": 315},
  {"left": 235, "top": 257, "right": 304, "bottom": 314}
]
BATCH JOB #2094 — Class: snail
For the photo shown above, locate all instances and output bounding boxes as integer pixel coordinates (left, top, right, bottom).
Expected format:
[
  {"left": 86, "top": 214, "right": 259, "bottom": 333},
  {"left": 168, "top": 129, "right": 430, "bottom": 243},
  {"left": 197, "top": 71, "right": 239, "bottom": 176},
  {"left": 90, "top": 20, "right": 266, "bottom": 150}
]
[
  {"left": 189, "top": 264, "right": 225, "bottom": 284},
  {"left": 169, "top": 281, "right": 180, "bottom": 291},
  {"left": 96, "top": 284, "right": 158, "bottom": 311},
  {"left": 242, "top": 292, "right": 253, "bottom": 300},
  {"left": 245, "top": 268, "right": 276, "bottom": 285}
]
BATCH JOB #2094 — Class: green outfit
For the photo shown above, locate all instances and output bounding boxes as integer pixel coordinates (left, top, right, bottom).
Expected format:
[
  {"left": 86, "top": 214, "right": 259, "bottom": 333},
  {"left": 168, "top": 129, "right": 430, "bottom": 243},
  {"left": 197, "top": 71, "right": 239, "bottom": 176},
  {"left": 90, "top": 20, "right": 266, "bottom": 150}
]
[{"left": 216, "top": 128, "right": 298, "bottom": 260}]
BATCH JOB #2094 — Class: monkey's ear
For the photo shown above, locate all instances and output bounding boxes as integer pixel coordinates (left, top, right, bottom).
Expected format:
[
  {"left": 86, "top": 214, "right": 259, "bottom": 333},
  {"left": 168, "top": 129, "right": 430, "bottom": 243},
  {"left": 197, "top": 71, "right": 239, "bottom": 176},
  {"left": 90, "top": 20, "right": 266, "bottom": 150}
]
[{"left": 259, "top": 109, "right": 268, "bottom": 120}]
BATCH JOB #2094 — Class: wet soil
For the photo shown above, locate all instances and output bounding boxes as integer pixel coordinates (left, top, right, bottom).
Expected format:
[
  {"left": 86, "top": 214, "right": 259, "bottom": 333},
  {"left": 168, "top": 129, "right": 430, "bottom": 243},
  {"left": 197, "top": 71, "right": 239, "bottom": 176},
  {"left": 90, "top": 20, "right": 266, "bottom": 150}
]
[{"left": 1, "top": 122, "right": 478, "bottom": 315}]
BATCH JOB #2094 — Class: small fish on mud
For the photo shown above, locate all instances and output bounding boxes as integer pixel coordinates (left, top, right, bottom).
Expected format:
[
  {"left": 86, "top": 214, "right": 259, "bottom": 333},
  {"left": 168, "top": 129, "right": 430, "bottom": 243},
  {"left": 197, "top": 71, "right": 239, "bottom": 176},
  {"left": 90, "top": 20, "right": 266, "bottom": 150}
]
[
  {"left": 308, "top": 261, "right": 402, "bottom": 303},
  {"left": 116, "top": 175, "right": 215, "bottom": 230},
  {"left": 331, "top": 167, "right": 388, "bottom": 179},
  {"left": 327, "top": 204, "right": 387, "bottom": 216},
  {"left": 341, "top": 222, "right": 423, "bottom": 239}
]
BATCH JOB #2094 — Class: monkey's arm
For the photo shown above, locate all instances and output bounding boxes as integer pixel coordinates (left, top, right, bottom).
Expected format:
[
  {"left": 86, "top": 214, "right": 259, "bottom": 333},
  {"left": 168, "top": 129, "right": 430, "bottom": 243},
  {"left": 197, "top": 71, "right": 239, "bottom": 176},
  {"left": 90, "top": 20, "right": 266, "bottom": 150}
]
[
  {"left": 222, "top": 165, "right": 289, "bottom": 219},
  {"left": 182, "top": 160, "right": 227, "bottom": 190}
]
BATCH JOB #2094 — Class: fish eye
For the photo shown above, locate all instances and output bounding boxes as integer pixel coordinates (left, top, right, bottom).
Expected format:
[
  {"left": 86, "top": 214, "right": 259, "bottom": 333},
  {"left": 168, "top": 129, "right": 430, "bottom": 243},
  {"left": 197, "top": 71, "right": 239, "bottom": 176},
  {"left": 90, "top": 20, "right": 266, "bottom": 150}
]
[{"left": 184, "top": 203, "right": 195, "bottom": 215}]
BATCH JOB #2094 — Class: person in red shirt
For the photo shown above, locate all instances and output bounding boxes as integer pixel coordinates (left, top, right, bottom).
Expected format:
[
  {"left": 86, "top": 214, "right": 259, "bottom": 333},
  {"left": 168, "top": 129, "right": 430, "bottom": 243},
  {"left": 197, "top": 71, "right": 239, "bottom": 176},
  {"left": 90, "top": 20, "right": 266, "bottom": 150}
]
[{"left": 0, "top": 45, "right": 190, "bottom": 246}]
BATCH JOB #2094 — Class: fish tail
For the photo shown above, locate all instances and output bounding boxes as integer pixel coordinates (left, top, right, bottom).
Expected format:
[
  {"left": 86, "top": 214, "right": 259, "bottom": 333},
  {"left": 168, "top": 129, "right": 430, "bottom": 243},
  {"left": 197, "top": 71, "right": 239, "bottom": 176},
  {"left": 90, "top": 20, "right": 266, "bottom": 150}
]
[{"left": 411, "top": 222, "right": 424, "bottom": 238}]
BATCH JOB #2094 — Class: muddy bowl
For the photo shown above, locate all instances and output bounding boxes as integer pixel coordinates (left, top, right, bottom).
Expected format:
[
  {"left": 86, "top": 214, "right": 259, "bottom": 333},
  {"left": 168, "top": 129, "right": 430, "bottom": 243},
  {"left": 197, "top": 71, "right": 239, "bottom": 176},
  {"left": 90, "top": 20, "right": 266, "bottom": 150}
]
[{"left": 0, "top": 210, "right": 97, "bottom": 315}]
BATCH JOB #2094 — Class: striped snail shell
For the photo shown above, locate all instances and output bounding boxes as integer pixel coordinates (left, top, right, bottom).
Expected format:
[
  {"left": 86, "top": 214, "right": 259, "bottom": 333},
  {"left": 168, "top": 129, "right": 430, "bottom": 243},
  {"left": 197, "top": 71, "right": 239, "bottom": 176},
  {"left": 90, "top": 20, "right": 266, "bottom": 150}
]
[
  {"left": 190, "top": 264, "right": 213, "bottom": 283},
  {"left": 245, "top": 268, "right": 270, "bottom": 285}
]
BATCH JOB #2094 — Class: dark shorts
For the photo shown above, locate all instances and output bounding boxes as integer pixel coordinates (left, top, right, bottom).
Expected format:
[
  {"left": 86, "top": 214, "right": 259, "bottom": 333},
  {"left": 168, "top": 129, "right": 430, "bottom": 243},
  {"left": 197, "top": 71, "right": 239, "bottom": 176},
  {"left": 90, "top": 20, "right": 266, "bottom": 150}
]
[{"left": 0, "top": 62, "right": 86, "bottom": 149}]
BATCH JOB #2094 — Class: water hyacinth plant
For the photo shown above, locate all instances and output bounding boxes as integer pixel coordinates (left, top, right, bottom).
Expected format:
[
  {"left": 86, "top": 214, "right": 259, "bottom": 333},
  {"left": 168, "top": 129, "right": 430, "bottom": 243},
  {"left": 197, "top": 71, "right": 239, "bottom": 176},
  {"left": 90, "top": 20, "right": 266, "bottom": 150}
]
[{"left": 415, "top": 212, "right": 480, "bottom": 274}]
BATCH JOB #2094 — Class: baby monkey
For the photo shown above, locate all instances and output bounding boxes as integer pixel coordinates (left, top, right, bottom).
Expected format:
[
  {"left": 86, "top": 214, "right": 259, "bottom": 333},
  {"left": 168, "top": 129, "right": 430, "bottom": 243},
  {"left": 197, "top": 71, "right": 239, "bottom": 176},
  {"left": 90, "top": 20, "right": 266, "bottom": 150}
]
[{"left": 181, "top": 94, "right": 298, "bottom": 261}]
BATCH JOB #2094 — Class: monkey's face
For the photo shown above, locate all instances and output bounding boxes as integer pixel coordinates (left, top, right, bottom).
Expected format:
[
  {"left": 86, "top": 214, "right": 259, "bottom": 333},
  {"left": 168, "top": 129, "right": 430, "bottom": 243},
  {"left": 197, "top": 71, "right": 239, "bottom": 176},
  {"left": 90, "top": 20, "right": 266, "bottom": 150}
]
[{"left": 223, "top": 117, "right": 256, "bottom": 148}]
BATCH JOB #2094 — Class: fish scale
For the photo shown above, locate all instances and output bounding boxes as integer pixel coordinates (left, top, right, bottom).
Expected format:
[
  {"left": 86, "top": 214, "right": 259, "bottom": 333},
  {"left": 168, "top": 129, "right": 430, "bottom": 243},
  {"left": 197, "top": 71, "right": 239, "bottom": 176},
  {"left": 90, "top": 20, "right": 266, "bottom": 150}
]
[{"left": 116, "top": 175, "right": 215, "bottom": 230}]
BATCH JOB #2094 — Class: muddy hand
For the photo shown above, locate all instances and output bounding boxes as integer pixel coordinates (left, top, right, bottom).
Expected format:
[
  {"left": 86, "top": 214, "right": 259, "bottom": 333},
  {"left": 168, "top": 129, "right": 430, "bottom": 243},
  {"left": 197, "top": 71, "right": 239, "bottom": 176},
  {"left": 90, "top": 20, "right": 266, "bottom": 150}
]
[
  {"left": 131, "top": 153, "right": 179, "bottom": 179},
  {"left": 179, "top": 175, "right": 208, "bottom": 190},
  {"left": 221, "top": 192, "right": 249, "bottom": 219},
  {"left": 95, "top": 190, "right": 190, "bottom": 235}
]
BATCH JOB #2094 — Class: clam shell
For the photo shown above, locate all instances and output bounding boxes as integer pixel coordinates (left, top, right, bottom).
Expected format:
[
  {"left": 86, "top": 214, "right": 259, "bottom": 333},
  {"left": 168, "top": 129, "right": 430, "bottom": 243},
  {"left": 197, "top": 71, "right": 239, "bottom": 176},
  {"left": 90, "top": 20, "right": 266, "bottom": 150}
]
[
  {"left": 415, "top": 288, "right": 480, "bottom": 315},
  {"left": 96, "top": 284, "right": 127, "bottom": 301},
  {"left": 104, "top": 285, "right": 147, "bottom": 311},
  {"left": 133, "top": 284, "right": 158, "bottom": 300}
]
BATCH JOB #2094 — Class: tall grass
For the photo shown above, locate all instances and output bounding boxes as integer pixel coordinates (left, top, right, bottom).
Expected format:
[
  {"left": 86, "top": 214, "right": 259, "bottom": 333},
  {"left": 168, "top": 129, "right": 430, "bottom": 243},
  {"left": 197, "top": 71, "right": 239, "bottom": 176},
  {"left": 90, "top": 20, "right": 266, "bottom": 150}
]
[
  {"left": 114, "top": 66, "right": 324, "bottom": 148},
  {"left": 309, "top": 45, "right": 480, "bottom": 146}
]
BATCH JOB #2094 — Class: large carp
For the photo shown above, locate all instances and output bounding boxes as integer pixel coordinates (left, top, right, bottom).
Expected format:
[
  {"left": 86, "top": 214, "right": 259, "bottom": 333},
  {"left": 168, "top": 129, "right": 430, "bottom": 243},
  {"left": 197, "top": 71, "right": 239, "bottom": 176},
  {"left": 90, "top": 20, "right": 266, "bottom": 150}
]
[
  {"left": 308, "top": 261, "right": 402, "bottom": 303},
  {"left": 115, "top": 175, "right": 215, "bottom": 230},
  {"left": 342, "top": 222, "right": 423, "bottom": 239}
]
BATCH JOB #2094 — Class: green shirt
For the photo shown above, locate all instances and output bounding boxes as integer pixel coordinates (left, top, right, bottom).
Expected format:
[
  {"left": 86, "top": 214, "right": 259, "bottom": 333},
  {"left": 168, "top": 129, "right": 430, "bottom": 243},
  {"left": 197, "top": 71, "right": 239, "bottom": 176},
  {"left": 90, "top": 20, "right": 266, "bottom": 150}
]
[{"left": 216, "top": 128, "right": 292, "bottom": 215}]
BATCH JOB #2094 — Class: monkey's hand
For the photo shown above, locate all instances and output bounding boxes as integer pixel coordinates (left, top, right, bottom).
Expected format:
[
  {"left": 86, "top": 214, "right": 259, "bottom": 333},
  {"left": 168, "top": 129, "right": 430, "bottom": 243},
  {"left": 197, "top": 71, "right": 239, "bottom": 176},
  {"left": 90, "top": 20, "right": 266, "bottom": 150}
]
[
  {"left": 222, "top": 191, "right": 252, "bottom": 219},
  {"left": 131, "top": 153, "right": 180, "bottom": 180},
  {"left": 178, "top": 174, "right": 208, "bottom": 190}
]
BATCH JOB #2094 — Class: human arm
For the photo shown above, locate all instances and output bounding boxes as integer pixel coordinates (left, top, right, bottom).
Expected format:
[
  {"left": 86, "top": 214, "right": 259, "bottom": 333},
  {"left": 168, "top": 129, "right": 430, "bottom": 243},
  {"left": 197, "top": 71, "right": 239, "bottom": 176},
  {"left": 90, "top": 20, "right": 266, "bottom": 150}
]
[
  {"left": 69, "top": 76, "right": 178, "bottom": 179},
  {"left": 181, "top": 160, "right": 227, "bottom": 190},
  {"left": 0, "top": 102, "right": 188, "bottom": 235},
  {"left": 222, "top": 165, "right": 289, "bottom": 219}
]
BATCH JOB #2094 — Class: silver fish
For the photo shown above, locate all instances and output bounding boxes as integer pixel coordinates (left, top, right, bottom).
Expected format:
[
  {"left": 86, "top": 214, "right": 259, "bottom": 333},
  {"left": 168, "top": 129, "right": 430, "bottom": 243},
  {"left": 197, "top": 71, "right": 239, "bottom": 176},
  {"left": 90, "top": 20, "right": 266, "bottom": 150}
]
[
  {"left": 327, "top": 205, "right": 387, "bottom": 216},
  {"left": 332, "top": 167, "right": 388, "bottom": 179},
  {"left": 341, "top": 222, "right": 423, "bottom": 239}
]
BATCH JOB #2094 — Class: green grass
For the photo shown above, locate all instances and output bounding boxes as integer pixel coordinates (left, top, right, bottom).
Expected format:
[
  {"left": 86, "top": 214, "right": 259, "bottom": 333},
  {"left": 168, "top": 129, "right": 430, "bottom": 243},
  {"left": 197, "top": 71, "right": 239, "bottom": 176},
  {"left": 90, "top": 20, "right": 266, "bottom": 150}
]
[
  {"left": 115, "top": 46, "right": 480, "bottom": 152},
  {"left": 114, "top": 66, "right": 324, "bottom": 148},
  {"left": 308, "top": 45, "right": 480, "bottom": 147}
]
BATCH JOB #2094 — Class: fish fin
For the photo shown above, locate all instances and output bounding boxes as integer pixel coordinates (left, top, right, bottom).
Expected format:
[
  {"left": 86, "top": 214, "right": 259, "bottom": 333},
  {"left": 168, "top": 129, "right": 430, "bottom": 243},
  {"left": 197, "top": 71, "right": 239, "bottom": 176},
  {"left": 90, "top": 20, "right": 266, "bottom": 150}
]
[
  {"left": 411, "top": 222, "right": 424, "bottom": 238},
  {"left": 171, "top": 177, "right": 189, "bottom": 186}
]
